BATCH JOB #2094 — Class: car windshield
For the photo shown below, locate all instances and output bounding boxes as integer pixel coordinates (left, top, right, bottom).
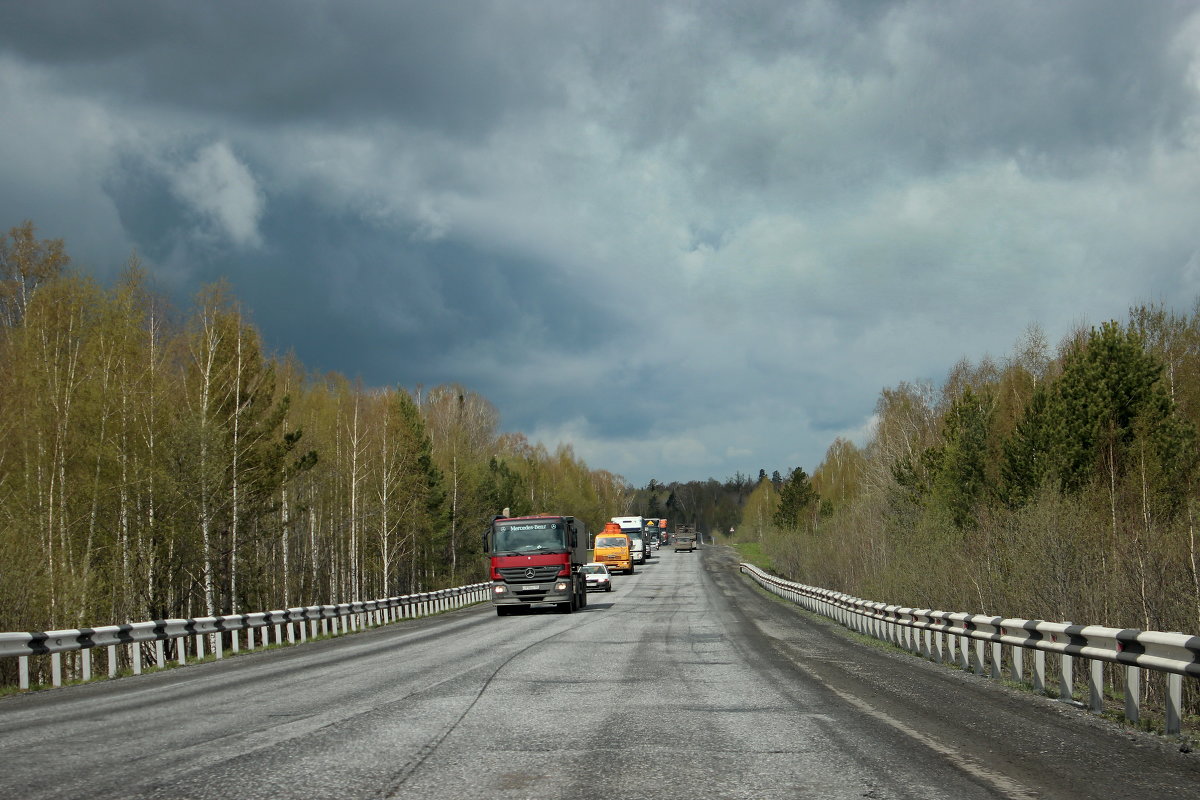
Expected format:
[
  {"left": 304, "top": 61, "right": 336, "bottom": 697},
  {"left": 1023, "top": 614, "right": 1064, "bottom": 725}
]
[
  {"left": 492, "top": 521, "right": 565, "bottom": 553},
  {"left": 582, "top": 565, "right": 604, "bottom": 574}
]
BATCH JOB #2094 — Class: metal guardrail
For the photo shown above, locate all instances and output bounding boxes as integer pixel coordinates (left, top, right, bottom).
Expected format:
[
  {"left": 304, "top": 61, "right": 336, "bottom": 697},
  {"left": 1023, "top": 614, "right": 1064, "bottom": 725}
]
[
  {"left": 739, "top": 563, "right": 1200, "bottom": 735},
  {"left": 0, "top": 582, "right": 491, "bottom": 690}
]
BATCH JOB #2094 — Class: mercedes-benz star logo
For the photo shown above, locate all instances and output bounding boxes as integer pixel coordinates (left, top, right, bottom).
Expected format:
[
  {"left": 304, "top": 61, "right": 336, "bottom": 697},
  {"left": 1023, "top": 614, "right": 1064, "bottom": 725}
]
[{"left": 524, "top": 568, "right": 536, "bottom": 579}]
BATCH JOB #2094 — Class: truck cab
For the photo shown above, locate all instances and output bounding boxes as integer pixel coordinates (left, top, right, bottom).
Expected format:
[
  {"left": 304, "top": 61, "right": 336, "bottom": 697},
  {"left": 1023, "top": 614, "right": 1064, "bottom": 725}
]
[
  {"left": 486, "top": 515, "right": 589, "bottom": 615},
  {"left": 593, "top": 522, "right": 634, "bottom": 574}
]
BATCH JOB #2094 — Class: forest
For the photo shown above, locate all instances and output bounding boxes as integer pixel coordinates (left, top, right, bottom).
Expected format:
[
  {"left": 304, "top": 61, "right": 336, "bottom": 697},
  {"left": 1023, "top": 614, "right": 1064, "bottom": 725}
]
[
  {"left": 0, "top": 222, "right": 629, "bottom": 646},
  {"left": 732, "top": 310, "right": 1200, "bottom": 642},
  {"left": 7, "top": 215, "right": 1200, "bottom": 692}
]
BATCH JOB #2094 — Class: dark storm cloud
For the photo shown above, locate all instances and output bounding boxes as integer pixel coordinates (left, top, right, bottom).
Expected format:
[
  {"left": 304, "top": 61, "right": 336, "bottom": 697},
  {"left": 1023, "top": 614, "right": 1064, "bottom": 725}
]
[
  {"left": 3, "top": 1, "right": 1200, "bottom": 485},
  {"left": 659, "top": 1, "right": 1200, "bottom": 207},
  {"left": 0, "top": 0, "right": 577, "bottom": 137}
]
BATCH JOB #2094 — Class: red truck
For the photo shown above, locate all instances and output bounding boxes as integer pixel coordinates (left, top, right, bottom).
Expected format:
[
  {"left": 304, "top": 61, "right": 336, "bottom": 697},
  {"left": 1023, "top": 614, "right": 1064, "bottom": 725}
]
[{"left": 486, "top": 514, "right": 589, "bottom": 616}]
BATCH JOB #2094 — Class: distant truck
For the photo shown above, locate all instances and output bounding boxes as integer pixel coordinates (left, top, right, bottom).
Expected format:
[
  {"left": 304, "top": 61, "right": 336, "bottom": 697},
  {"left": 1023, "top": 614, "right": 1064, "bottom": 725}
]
[
  {"left": 611, "top": 515, "right": 647, "bottom": 564},
  {"left": 673, "top": 524, "right": 697, "bottom": 552},
  {"left": 593, "top": 522, "right": 634, "bottom": 574},
  {"left": 485, "top": 514, "right": 589, "bottom": 615}
]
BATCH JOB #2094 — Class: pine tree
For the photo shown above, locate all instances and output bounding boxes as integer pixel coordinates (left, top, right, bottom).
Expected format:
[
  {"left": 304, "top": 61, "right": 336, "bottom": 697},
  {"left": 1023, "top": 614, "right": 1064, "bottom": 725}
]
[
  {"left": 930, "top": 386, "right": 993, "bottom": 530},
  {"left": 773, "top": 467, "right": 817, "bottom": 530}
]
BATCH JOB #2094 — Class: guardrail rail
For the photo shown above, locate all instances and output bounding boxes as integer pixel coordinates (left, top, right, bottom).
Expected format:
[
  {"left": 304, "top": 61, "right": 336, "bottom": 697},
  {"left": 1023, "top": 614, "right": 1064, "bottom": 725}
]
[
  {"left": 0, "top": 582, "right": 491, "bottom": 691},
  {"left": 739, "top": 563, "right": 1200, "bottom": 735}
]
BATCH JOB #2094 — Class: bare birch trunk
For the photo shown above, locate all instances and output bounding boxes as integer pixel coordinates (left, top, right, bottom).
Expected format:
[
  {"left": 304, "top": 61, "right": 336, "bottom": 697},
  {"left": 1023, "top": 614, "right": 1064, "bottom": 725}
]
[
  {"left": 379, "top": 401, "right": 391, "bottom": 595},
  {"left": 1189, "top": 500, "right": 1200, "bottom": 633},
  {"left": 195, "top": 312, "right": 222, "bottom": 619},
  {"left": 349, "top": 395, "right": 362, "bottom": 599},
  {"left": 308, "top": 490, "right": 319, "bottom": 602},
  {"left": 229, "top": 322, "right": 242, "bottom": 614},
  {"left": 281, "top": 484, "right": 290, "bottom": 607}
]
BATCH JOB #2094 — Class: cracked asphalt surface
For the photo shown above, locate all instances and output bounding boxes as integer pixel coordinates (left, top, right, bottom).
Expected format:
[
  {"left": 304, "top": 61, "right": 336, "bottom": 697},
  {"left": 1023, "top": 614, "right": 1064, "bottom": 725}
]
[{"left": 0, "top": 544, "right": 1196, "bottom": 799}]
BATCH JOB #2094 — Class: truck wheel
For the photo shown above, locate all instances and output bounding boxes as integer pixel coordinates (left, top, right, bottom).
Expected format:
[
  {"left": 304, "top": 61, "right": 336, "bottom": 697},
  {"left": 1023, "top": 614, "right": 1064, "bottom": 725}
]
[
  {"left": 496, "top": 606, "right": 511, "bottom": 616},
  {"left": 628, "top": 565, "right": 635, "bottom": 575}
]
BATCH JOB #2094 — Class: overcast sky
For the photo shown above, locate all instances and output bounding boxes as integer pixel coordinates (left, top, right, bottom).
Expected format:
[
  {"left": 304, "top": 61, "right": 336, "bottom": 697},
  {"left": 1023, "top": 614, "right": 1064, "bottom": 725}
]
[{"left": 4, "top": 1, "right": 1200, "bottom": 487}]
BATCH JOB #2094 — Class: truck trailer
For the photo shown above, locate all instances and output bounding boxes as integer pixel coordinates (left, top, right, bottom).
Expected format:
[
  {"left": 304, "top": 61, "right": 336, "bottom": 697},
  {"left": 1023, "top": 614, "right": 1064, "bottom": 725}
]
[
  {"left": 673, "top": 524, "right": 697, "bottom": 552},
  {"left": 486, "top": 514, "right": 589, "bottom": 615}
]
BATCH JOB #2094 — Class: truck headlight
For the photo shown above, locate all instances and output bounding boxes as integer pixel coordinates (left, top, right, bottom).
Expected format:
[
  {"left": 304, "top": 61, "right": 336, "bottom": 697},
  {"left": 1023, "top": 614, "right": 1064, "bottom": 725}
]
[
  {"left": 554, "top": 581, "right": 569, "bottom": 592},
  {"left": 493, "top": 585, "right": 507, "bottom": 595}
]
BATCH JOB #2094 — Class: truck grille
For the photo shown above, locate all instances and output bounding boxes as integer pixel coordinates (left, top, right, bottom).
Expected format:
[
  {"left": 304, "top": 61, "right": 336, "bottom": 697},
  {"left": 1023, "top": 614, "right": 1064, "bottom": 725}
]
[{"left": 497, "top": 565, "right": 563, "bottom": 582}]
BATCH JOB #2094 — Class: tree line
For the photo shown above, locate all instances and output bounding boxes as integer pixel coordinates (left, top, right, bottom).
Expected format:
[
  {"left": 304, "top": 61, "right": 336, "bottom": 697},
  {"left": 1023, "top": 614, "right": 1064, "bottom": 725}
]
[
  {"left": 0, "top": 221, "right": 629, "bottom": 654},
  {"left": 736, "top": 311, "right": 1200, "bottom": 644}
]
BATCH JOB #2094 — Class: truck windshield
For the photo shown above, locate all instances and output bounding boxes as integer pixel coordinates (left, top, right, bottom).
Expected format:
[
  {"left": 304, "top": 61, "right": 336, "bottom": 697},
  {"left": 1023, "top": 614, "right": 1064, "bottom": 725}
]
[
  {"left": 595, "top": 536, "right": 627, "bottom": 548},
  {"left": 493, "top": 521, "right": 566, "bottom": 553}
]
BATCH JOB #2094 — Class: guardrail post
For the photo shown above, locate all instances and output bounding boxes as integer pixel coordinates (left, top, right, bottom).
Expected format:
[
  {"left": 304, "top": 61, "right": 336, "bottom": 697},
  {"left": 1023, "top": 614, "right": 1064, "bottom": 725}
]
[
  {"left": 1166, "top": 673, "right": 1183, "bottom": 735},
  {"left": 132, "top": 643, "right": 142, "bottom": 675},
  {"left": 971, "top": 639, "right": 985, "bottom": 675},
  {"left": 82, "top": 648, "right": 92, "bottom": 681},
  {"left": 1011, "top": 646, "right": 1023, "bottom": 684},
  {"left": 1088, "top": 659, "right": 1104, "bottom": 712},
  {"left": 990, "top": 642, "right": 1002, "bottom": 679},
  {"left": 51, "top": 652, "right": 62, "bottom": 686},
  {"left": 1123, "top": 665, "right": 1140, "bottom": 724},
  {"left": 1059, "top": 653, "right": 1073, "bottom": 701},
  {"left": 19, "top": 655, "right": 29, "bottom": 689},
  {"left": 155, "top": 640, "right": 165, "bottom": 669},
  {"left": 196, "top": 632, "right": 205, "bottom": 660},
  {"left": 213, "top": 633, "right": 222, "bottom": 660}
]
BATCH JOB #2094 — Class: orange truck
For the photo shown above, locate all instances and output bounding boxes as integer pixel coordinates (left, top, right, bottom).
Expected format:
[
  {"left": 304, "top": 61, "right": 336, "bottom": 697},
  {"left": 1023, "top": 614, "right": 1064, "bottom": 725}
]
[{"left": 593, "top": 522, "right": 634, "bottom": 574}]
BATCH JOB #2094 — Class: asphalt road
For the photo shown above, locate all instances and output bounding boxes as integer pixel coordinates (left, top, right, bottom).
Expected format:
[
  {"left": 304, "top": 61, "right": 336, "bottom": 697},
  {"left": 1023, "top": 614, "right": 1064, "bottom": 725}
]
[{"left": 1, "top": 545, "right": 1197, "bottom": 799}]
